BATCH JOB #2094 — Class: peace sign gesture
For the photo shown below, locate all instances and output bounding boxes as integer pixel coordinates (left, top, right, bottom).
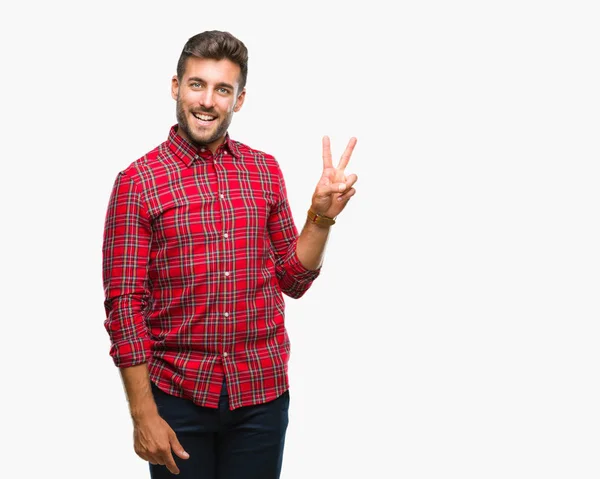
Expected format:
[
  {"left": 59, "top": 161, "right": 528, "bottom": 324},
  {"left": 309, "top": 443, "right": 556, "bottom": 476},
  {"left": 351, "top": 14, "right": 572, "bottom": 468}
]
[{"left": 310, "top": 136, "right": 358, "bottom": 220}]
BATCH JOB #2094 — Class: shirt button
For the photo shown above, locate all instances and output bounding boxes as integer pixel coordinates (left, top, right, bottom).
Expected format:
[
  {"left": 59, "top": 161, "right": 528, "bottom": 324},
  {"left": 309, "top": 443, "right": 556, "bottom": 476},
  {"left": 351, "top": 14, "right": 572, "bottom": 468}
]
[
  {"left": 223, "top": 233, "right": 228, "bottom": 238},
  {"left": 224, "top": 272, "right": 230, "bottom": 277},
  {"left": 200, "top": 147, "right": 206, "bottom": 152},
  {"left": 223, "top": 352, "right": 228, "bottom": 358},
  {"left": 224, "top": 312, "right": 229, "bottom": 317},
  {"left": 220, "top": 193, "right": 225, "bottom": 199}
]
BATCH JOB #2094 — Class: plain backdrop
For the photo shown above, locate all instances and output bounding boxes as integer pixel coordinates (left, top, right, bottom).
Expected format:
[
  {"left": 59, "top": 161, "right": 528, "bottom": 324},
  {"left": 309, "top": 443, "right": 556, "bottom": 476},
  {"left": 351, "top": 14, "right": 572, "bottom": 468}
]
[{"left": 1, "top": 1, "right": 599, "bottom": 478}]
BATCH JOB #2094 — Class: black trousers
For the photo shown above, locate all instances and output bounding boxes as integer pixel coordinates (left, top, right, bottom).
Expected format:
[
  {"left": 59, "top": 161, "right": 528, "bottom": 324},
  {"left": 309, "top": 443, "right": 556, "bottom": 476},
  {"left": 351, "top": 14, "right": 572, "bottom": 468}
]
[{"left": 149, "top": 382, "right": 289, "bottom": 479}]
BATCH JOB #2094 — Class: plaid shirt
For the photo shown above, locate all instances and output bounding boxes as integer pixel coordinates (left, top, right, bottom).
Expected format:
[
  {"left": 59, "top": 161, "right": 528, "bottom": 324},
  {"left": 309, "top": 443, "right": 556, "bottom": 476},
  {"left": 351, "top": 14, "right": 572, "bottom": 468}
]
[{"left": 102, "top": 126, "right": 320, "bottom": 410}]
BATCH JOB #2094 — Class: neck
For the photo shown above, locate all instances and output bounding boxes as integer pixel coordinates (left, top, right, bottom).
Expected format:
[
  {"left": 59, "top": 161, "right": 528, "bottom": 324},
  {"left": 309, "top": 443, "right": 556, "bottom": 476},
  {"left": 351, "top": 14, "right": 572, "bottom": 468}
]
[{"left": 175, "top": 125, "right": 225, "bottom": 154}]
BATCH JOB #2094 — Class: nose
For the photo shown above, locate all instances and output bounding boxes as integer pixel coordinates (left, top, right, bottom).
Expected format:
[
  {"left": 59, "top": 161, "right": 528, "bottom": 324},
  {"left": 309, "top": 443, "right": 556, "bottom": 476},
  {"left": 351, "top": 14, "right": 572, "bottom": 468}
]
[{"left": 199, "top": 88, "right": 215, "bottom": 110}]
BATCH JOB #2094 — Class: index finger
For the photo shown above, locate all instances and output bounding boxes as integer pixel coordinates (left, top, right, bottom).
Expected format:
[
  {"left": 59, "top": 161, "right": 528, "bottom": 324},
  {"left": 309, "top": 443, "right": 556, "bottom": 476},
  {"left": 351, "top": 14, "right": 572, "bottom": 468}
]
[
  {"left": 322, "top": 136, "right": 333, "bottom": 169},
  {"left": 337, "top": 137, "right": 357, "bottom": 170},
  {"left": 163, "top": 451, "right": 180, "bottom": 475}
]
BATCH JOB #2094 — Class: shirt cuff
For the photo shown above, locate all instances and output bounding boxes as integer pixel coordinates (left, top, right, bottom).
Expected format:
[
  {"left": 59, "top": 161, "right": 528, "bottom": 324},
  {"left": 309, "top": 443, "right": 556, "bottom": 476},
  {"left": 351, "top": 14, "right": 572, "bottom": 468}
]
[
  {"left": 283, "top": 248, "right": 321, "bottom": 283},
  {"left": 109, "top": 338, "right": 152, "bottom": 368}
]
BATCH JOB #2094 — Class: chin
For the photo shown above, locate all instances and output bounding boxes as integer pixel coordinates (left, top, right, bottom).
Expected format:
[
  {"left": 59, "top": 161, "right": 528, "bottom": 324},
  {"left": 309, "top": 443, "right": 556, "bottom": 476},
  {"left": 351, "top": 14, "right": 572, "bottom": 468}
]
[
  {"left": 194, "top": 132, "right": 217, "bottom": 145},
  {"left": 189, "top": 125, "right": 214, "bottom": 141}
]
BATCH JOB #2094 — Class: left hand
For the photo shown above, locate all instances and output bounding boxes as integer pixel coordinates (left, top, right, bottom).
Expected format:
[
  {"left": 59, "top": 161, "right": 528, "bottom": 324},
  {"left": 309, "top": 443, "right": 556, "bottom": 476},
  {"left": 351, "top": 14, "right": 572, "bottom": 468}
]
[{"left": 311, "top": 136, "right": 358, "bottom": 218}]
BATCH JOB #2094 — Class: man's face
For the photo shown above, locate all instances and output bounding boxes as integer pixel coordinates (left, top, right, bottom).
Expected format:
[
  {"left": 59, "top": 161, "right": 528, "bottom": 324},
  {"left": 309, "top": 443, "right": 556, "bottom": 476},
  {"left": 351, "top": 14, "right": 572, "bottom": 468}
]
[{"left": 172, "top": 57, "right": 246, "bottom": 152}]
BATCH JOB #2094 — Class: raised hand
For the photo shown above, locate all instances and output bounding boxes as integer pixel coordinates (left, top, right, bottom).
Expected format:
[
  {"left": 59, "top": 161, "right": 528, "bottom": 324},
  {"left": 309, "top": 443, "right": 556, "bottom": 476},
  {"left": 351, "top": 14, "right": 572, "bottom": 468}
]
[{"left": 310, "top": 136, "right": 358, "bottom": 219}]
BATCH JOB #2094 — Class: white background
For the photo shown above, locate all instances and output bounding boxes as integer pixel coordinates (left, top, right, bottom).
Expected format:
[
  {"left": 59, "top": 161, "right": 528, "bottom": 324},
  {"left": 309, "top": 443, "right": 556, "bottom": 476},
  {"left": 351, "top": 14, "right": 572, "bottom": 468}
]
[{"left": 1, "top": 1, "right": 599, "bottom": 478}]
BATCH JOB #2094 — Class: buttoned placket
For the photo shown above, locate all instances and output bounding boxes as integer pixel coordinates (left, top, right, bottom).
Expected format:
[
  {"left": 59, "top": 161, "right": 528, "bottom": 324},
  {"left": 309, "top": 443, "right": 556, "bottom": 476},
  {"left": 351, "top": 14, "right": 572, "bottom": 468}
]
[{"left": 213, "top": 150, "right": 232, "bottom": 368}]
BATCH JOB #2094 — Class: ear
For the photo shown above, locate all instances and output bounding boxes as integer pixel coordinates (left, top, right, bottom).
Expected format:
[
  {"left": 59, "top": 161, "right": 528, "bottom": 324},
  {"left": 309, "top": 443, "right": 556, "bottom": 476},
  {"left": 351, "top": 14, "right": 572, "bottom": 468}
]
[
  {"left": 233, "top": 88, "right": 246, "bottom": 112},
  {"left": 171, "top": 75, "right": 180, "bottom": 101}
]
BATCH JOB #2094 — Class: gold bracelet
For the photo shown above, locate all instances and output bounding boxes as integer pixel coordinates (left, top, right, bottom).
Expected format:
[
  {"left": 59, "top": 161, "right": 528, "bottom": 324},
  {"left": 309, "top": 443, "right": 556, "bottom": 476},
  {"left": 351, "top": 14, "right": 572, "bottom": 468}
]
[{"left": 307, "top": 208, "right": 336, "bottom": 226}]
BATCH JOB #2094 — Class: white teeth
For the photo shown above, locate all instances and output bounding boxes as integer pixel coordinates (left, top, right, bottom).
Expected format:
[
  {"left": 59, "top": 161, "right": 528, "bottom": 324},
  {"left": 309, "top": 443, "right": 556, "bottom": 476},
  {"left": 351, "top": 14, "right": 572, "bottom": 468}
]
[{"left": 194, "top": 113, "right": 215, "bottom": 121}]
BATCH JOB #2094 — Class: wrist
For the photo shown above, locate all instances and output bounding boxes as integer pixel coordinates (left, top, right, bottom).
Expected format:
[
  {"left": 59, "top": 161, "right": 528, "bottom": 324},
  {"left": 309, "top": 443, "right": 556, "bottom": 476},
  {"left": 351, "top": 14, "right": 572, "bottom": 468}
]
[
  {"left": 307, "top": 208, "right": 335, "bottom": 227},
  {"left": 130, "top": 402, "right": 159, "bottom": 423}
]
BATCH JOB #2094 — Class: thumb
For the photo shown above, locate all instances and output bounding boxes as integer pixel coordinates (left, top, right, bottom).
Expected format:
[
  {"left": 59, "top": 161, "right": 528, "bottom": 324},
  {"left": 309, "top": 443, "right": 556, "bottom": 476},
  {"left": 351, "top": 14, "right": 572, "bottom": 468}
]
[{"left": 170, "top": 433, "right": 189, "bottom": 460}]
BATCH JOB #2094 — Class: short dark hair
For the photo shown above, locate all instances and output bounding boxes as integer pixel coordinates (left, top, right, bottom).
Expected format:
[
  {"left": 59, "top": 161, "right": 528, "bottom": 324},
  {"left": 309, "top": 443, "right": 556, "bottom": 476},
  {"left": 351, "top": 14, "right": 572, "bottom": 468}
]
[{"left": 177, "top": 31, "right": 248, "bottom": 91}]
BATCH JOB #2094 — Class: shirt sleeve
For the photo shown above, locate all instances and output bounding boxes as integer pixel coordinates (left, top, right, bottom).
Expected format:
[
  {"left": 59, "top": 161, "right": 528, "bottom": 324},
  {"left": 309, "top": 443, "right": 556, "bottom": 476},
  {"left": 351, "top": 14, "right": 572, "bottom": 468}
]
[
  {"left": 268, "top": 162, "right": 320, "bottom": 298},
  {"left": 102, "top": 171, "right": 153, "bottom": 367}
]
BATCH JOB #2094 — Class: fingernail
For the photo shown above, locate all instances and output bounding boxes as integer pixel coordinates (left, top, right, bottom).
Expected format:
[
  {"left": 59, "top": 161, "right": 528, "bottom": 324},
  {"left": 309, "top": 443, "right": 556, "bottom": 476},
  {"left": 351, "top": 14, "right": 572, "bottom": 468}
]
[{"left": 339, "top": 184, "right": 346, "bottom": 191}]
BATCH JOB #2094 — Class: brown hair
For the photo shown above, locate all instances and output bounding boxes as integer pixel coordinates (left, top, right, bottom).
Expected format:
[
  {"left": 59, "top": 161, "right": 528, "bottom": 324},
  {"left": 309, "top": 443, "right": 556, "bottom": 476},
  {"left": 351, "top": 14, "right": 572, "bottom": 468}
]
[{"left": 177, "top": 31, "right": 249, "bottom": 91}]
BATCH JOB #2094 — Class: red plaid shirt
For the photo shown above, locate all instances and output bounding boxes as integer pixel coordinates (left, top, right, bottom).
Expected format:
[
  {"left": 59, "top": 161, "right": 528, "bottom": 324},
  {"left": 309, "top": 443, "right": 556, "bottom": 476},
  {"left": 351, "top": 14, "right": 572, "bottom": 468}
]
[{"left": 102, "top": 126, "right": 320, "bottom": 409}]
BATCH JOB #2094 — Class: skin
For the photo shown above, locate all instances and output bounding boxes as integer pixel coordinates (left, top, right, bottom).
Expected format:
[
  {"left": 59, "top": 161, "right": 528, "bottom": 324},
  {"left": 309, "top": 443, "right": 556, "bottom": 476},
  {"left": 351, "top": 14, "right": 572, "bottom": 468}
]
[
  {"left": 171, "top": 56, "right": 245, "bottom": 154},
  {"left": 296, "top": 135, "right": 358, "bottom": 270},
  {"left": 121, "top": 54, "right": 358, "bottom": 476},
  {"left": 121, "top": 364, "right": 187, "bottom": 475}
]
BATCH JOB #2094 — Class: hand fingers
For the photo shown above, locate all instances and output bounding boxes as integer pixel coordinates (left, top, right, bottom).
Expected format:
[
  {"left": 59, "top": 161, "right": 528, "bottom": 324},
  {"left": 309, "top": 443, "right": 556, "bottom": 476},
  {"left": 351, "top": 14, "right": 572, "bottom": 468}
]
[
  {"left": 336, "top": 175, "right": 358, "bottom": 202},
  {"left": 170, "top": 432, "right": 190, "bottom": 460},
  {"left": 322, "top": 136, "right": 333, "bottom": 169},
  {"left": 317, "top": 182, "right": 348, "bottom": 197},
  {"left": 162, "top": 450, "right": 180, "bottom": 475},
  {"left": 134, "top": 442, "right": 154, "bottom": 463},
  {"left": 136, "top": 449, "right": 152, "bottom": 463},
  {"left": 148, "top": 431, "right": 189, "bottom": 474},
  {"left": 141, "top": 447, "right": 172, "bottom": 468},
  {"left": 140, "top": 449, "right": 168, "bottom": 468},
  {"left": 345, "top": 173, "right": 358, "bottom": 189},
  {"left": 317, "top": 173, "right": 357, "bottom": 197},
  {"left": 336, "top": 187, "right": 356, "bottom": 202},
  {"left": 337, "top": 137, "right": 357, "bottom": 171}
]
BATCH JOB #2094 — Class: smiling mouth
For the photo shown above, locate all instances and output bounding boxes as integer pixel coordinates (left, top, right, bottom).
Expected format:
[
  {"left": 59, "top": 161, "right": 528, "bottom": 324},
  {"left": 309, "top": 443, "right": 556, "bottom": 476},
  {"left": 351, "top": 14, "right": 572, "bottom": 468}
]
[{"left": 193, "top": 112, "right": 216, "bottom": 122}]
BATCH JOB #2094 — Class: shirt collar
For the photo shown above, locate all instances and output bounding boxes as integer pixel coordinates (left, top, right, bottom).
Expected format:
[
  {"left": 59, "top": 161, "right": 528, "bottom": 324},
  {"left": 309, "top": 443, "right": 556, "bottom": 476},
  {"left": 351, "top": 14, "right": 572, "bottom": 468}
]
[{"left": 167, "top": 125, "right": 241, "bottom": 166}]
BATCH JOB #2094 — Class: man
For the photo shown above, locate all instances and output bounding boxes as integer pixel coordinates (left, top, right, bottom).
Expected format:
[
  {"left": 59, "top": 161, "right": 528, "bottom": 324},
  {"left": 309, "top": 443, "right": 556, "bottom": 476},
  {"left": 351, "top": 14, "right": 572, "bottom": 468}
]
[{"left": 102, "top": 30, "right": 357, "bottom": 479}]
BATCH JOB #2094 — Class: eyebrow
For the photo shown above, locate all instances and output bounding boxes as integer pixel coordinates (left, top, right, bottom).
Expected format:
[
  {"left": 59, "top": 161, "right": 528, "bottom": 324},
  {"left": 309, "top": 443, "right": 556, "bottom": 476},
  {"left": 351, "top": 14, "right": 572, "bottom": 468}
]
[{"left": 187, "top": 77, "right": 235, "bottom": 90}]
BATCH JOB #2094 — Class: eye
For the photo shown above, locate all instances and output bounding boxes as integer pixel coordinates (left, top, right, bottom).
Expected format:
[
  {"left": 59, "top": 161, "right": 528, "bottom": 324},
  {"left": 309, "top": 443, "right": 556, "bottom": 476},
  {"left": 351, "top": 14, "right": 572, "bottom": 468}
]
[
  {"left": 217, "top": 87, "right": 230, "bottom": 94},
  {"left": 191, "top": 82, "right": 202, "bottom": 88}
]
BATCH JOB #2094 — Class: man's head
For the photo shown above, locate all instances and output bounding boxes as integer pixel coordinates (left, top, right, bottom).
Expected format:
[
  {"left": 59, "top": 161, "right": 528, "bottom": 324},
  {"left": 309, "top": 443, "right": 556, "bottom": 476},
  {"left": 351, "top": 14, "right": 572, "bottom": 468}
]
[{"left": 172, "top": 31, "right": 248, "bottom": 152}]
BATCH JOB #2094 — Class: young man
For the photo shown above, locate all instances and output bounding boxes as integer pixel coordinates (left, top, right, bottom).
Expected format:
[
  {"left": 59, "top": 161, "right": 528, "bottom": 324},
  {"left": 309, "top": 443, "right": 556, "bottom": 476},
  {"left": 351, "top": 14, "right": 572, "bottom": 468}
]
[{"left": 102, "top": 30, "right": 357, "bottom": 479}]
